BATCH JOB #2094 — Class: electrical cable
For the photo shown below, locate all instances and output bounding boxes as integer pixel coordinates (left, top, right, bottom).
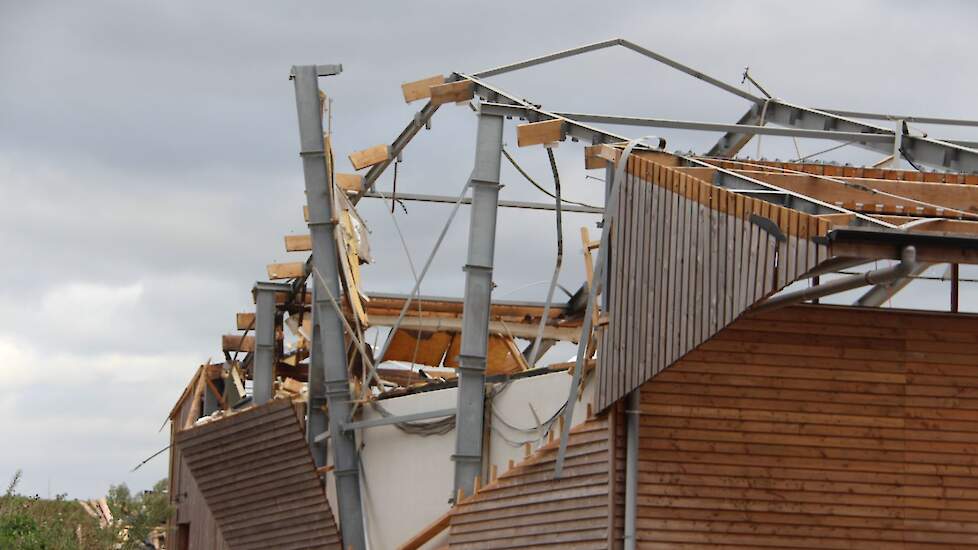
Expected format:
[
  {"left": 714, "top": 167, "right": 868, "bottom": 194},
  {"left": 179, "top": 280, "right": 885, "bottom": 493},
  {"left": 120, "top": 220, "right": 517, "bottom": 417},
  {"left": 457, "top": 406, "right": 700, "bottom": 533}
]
[
  {"left": 526, "top": 147, "right": 564, "bottom": 368},
  {"left": 502, "top": 148, "right": 600, "bottom": 209}
]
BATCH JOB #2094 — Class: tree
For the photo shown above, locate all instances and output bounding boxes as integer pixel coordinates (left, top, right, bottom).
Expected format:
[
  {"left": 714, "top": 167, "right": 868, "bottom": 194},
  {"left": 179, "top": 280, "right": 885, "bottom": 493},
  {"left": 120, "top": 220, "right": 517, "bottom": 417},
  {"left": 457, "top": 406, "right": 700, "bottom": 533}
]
[{"left": 106, "top": 479, "right": 171, "bottom": 549}]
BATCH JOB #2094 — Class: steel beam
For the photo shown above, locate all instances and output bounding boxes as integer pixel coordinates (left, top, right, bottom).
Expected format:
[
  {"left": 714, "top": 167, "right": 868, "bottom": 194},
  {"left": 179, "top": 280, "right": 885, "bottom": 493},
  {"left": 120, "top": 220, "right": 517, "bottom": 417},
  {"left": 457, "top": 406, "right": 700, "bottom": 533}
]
[
  {"left": 360, "top": 190, "right": 602, "bottom": 213},
  {"left": 453, "top": 110, "right": 504, "bottom": 499},
  {"left": 291, "top": 64, "right": 366, "bottom": 550},
  {"left": 340, "top": 408, "right": 455, "bottom": 432},
  {"left": 253, "top": 282, "right": 287, "bottom": 405},
  {"left": 707, "top": 104, "right": 764, "bottom": 158},
  {"left": 306, "top": 296, "right": 327, "bottom": 467},
  {"left": 553, "top": 111, "right": 894, "bottom": 143}
]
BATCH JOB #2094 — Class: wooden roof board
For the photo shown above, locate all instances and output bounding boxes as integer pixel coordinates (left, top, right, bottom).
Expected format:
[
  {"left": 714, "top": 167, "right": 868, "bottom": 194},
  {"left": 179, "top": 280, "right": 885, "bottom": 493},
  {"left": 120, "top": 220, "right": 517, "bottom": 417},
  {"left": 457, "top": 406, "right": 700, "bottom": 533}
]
[{"left": 174, "top": 399, "right": 341, "bottom": 550}]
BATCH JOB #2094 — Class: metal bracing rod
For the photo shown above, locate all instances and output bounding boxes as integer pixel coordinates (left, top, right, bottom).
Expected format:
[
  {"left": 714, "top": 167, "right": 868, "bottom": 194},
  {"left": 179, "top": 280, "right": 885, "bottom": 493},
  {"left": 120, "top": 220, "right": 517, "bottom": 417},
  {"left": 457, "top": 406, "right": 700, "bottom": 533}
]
[
  {"left": 291, "top": 64, "right": 366, "bottom": 550},
  {"left": 472, "top": 38, "right": 621, "bottom": 79},
  {"left": 339, "top": 408, "right": 456, "bottom": 433},
  {"left": 253, "top": 282, "right": 286, "bottom": 405},
  {"left": 854, "top": 262, "right": 932, "bottom": 307},
  {"left": 623, "top": 390, "right": 640, "bottom": 550},
  {"left": 358, "top": 100, "right": 441, "bottom": 200},
  {"left": 756, "top": 99, "right": 978, "bottom": 173},
  {"left": 815, "top": 108, "right": 978, "bottom": 128},
  {"left": 359, "top": 190, "right": 602, "bottom": 214},
  {"left": 755, "top": 246, "right": 917, "bottom": 312},
  {"left": 552, "top": 111, "right": 895, "bottom": 143},
  {"left": 453, "top": 111, "right": 504, "bottom": 499},
  {"left": 800, "top": 257, "right": 871, "bottom": 279},
  {"left": 471, "top": 38, "right": 762, "bottom": 104}
]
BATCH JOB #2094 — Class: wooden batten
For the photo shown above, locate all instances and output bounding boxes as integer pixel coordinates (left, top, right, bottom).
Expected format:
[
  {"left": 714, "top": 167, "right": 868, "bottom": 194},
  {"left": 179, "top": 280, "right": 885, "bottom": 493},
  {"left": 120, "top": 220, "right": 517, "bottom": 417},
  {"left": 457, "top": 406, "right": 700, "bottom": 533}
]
[
  {"left": 236, "top": 312, "right": 255, "bottom": 330},
  {"left": 349, "top": 144, "right": 391, "bottom": 171},
  {"left": 335, "top": 172, "right": 363, "bottom": 194},
  {"left": 401, "top": 74, "right": 445, "bottom": 103},
  {"left": 222, "top": 334, "right": 254, "bottom": 353},
  {"left": 516, "top": 119, "right": 565, "bottom": 147},
  {"left": 284, "top": 234, "right": 312, "bottom": 252},
  {"left": 428, "top": 80, "right": 474, "bottom": 106},
  {"left": 267, "top": 262, "right": 306, "bottom": 280},
  {"left": 302, "top": 205, "right": 309, "bottom": 222},
  {"left": 585, "top": 143, "right": 621, "bottom": 165}
]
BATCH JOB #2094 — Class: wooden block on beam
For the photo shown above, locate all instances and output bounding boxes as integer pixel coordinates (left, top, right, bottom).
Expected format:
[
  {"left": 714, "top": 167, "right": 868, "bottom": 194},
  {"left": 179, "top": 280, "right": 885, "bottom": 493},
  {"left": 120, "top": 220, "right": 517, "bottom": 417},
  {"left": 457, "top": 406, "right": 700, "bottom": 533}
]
[
  {"left": 584, "top": 145, "right": 609, "bottom": 169},
  {"left": 335, "top": 173, "right": 363, "bottom": 194},
  {"left": 349, "top": 144, "right": 390, "bottom": 170},
  {"left": 284, "top": 234, "right": 312, "bottom": 252},
  {"left": 222, "top": 334, "right": 254, "bottom": 353},
  {"left": 401, "top": 74, "right": 445, "bottom": 103},
  {"left": 517, "top": 119, "right": 564, "bottom": 147},
  {"left": 267, "top": 262, "right": 306, "bottom": 280},
  {"left": 303, "top": 206, "right": 309, "bottom": 222},
  {"left": 236, "top": 313, "right": 255, "bottom": 330},
  {"left": 585, "top": 144, "right": 620, "bottom": 164},
  {"left": 429, "top": 80, "right": 473, "bottom": 106}
]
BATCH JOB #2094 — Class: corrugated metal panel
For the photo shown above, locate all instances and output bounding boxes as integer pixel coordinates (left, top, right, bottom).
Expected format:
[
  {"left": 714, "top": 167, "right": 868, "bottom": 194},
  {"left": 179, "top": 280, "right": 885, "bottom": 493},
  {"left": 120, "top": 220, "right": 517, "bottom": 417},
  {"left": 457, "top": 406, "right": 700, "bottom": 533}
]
[
  {"left": 596, "top": 156, "right": 829, "bottom": 411},
  {"left": 636, "top": 304, "right": 978, "bottom": 547},
  {"left": 447, "top": 416, "right": 617, "bottom": 549},
  {"left": 175, "top": 399, "right": 341, "bottom": 550}
]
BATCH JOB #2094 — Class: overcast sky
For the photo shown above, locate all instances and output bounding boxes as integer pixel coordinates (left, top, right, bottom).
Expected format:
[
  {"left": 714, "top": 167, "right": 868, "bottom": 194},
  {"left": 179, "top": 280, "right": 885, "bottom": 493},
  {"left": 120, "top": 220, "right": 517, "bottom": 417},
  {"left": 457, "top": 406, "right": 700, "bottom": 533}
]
[{"left": 1, "top": 0, "right": 976, "bottom": 499}]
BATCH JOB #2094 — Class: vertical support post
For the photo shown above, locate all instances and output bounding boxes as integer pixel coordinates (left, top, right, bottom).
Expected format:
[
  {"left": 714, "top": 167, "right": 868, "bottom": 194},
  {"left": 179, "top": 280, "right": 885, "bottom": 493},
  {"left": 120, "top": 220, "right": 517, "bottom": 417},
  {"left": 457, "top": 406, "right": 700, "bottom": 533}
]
[
  {"left": 603, "top": 163, "right": 614, "bottom": 311},
  {"left": 253, "top": 282, "right": 282, "bottom": 405},
  {"left": 292, "top": 64, "right": 366, "bottom": 550},
  {"left": 951, "top": 263, "right": 960, "bottom": 313},
  {"left": 306, "top": 296, "right": 328, "bottom": 467},
  {"left": 623, "top": 390, "right": 640, "bottom": 550},
  {"left": 453, "top": 110, "right": 504, "bottom": 498}
]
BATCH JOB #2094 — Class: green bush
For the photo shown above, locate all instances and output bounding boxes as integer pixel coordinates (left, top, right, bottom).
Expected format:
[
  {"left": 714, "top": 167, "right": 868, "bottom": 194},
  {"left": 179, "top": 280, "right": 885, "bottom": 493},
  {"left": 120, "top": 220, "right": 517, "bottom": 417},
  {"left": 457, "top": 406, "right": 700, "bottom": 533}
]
[{"left": 0, "top": 470, "right": 170, "bottom": 550}]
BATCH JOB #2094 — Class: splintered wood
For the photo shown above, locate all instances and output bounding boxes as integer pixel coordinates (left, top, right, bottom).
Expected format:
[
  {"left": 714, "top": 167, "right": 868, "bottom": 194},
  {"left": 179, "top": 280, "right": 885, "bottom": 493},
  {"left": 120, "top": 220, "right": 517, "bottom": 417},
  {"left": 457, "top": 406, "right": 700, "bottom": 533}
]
[
  {"left": 516, "top": 119, "right": 564, "bottom": 147},
  {"left": 401, "top": 74, "right": 445, "bottom": 103},
  {"left": 349, "top": 144, "right": 390, "bottom": 170}
]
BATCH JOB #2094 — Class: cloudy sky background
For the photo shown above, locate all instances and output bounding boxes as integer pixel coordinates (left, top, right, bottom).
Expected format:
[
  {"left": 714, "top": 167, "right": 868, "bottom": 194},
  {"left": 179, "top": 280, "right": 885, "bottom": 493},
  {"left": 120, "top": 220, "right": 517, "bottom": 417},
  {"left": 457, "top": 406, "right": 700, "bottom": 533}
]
[{"left": 1, "top": 0, "right": 976, "bottom": 498}]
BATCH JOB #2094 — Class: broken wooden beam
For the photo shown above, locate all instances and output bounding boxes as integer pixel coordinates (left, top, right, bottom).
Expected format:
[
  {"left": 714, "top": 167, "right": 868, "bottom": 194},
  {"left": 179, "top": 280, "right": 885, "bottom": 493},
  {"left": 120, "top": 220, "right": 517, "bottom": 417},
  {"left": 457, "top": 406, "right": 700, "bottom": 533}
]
[
  {"left": 284, "top": 234, "right": 312, "bottom": 252},
  {"left": 335, "top": 172, "right": 363, "bottom": 194},
  {"left": 349, "top": 144, "right": 391, "bottom": 170},
  {"left": 401, "top": 74, "right": 445, "bottom": 103},
  {"left": 429, "top": 80, "right": 474, "bottom": 106},
  {"left": 267, "top": 262, "right": 306, "bottom": 280},
  {"left": 236, "top": 312, "right": 255, "bottom": 330},
  {"left": 517, "top": 119, "right": 564, "bottom": 147},
  {"left": 222, "top": 334, "right": 255, "bottom": 353}
]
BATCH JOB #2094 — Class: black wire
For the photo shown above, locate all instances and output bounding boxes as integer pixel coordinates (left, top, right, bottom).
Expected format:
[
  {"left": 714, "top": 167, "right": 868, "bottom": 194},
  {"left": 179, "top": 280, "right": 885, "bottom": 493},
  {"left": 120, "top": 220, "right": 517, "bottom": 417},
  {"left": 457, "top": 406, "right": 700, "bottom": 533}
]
[
  {"left": 502, "top": 148, "right": 600, "bottom": 209},
  {"left": 899, "top": 146, "right": 924, "bottom": 172}
]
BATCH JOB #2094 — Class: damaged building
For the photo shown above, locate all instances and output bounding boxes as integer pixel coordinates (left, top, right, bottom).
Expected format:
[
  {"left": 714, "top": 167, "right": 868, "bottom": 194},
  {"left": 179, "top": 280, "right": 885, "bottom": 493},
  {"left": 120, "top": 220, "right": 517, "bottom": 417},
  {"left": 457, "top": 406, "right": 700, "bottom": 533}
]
[{"left": 165, "top": 39, "right": 978, "bottom": 549}]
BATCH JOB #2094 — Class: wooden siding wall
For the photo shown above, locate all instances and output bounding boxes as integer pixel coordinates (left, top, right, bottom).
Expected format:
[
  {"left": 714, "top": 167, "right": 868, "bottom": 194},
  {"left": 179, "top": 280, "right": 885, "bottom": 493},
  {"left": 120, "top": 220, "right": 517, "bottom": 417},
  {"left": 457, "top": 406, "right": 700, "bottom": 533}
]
[
  {"left": 174, "top": 399, "right": 341, "bottom": 550},
  {"left": 447, "top": 415, "right": 622, "bottom": 549},
  {"left": 597, "top": 156, "right": 829, "bottom": 411},
  {"left": 170, "top": 389, "right": 230, "bottom": 550},
  {"left": 636, "top": 304, "right": 978, "bottom": 548}
]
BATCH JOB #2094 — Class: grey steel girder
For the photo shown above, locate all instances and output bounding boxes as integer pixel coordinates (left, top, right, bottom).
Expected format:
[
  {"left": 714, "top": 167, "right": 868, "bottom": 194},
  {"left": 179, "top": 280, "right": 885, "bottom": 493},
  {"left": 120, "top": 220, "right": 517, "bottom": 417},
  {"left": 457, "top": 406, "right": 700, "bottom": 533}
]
[
  {"left": 453, "top": 111, "right": 504, "bottom": 499},
  {"left": 291, "top": 64, "right": 366, "bottom": 550}
]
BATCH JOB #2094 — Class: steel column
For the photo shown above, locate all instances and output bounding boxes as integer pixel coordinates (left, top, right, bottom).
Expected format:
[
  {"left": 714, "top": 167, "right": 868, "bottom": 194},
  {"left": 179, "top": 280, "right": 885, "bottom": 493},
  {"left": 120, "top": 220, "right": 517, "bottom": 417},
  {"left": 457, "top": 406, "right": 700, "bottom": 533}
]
[
  {"left": 306, "top": 298, "right": 328, "bottom": 467},
  {"left": 453, "top": 111, "right": 504, "bottom": 498},
  {"left": 253, "top": 282, "right": 282, "bottom": 405},
  {"left": 291, "top": 64, "right": 366, "bottom": 550}
]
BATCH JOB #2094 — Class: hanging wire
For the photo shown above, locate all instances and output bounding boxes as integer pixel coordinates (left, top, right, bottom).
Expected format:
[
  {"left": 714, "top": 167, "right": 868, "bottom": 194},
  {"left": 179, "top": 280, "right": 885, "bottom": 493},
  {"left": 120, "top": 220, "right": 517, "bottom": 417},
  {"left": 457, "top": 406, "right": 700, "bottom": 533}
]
[
  {"left": 526, "top": 147, "right": 564, "bottom": 368},
  {"left": 502, "top": 147, "right": 600, "bottom": 209}
]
